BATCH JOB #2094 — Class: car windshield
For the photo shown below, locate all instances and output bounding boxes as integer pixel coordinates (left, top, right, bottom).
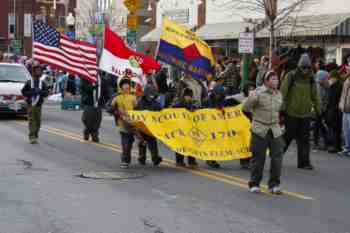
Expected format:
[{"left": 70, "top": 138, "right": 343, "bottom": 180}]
[{"left": 0, "top": 65, "right": 31, "bottom": 83}]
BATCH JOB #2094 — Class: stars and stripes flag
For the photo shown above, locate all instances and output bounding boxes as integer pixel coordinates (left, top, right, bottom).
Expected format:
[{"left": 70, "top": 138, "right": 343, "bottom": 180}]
[{"left": 33, "top": 20, "right": 97, "bottom": 83}]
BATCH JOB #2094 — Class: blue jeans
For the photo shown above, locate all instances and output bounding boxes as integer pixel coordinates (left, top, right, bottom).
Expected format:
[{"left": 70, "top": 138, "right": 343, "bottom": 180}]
[{"left": 342, "top": 113, "right": 350, "bottom": 151}]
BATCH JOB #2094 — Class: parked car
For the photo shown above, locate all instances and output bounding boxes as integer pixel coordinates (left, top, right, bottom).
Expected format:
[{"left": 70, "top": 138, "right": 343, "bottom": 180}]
[{"left": 0, "top": 63, "right": 31, "bottom": 115}]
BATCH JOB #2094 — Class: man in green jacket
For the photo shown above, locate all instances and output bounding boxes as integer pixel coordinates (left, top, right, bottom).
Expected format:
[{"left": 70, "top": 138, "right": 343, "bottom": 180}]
[{"left": 281, "top": 54, "right": 321, "bottom": 170}]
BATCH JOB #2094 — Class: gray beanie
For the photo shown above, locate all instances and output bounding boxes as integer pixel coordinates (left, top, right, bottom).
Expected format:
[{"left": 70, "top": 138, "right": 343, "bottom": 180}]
[{"left": 298, "top": 53, "right": 312, "bottom": 67}]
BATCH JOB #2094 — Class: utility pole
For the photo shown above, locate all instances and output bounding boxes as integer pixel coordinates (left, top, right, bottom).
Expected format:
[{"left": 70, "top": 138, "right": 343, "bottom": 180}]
[
  {"left": 241, "top": 27, "right": 251, "bottom": 90},
  {"left": 13, "top": 0, "right": 16, "bottom": 40}
]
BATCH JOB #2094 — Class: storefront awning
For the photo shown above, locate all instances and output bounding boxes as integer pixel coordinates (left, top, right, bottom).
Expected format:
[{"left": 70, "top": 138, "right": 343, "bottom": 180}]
[
  {"left": 196, "top": 22, "right": 251, "bottom": 40},
  {"left": 256, "top": 13, "right": 350, "bottom": 38}
]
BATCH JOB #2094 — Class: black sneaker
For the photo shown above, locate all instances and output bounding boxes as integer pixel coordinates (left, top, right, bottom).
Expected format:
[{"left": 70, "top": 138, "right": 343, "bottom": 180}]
[
  {"left": 176, "top": 161, "right": 186, "bottom": 167},
  {"left": 206, "top": 161, "right": 221, "bottom": 169},
  {"left": 153, "top": 157, "right": 163, "bottom": 167},
  {"left": 84, "top": 134, "right": 89, "bottom": 141},
  {"left": 91, "top": 135, "right": 99, "bottom": 143},
  {"left": 138, "top": 158, "right": 146, "bottom": 165},
  {"left": 188, "top": 161, "right": 198, "bottom": 169},
  {"left": 298, "top": 164, "right": 314, "bottom": 170}
]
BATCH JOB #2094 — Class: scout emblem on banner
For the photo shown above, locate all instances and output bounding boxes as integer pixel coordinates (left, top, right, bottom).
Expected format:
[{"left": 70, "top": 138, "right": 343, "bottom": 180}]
[
  {"left": 128, "top": 105, "right": 252, "bottom": 161},
  {"left": 157, "top": 19, "right": 216, "bottom": 81}
]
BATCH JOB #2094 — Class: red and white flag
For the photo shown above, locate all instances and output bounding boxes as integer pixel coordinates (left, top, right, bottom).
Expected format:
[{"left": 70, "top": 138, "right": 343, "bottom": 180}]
[
  {"left": 99, "top": 27, "right": 160, "bottom": 83},
  {"left": 33, "top": 20, "right": 97, "bottom": 83}
]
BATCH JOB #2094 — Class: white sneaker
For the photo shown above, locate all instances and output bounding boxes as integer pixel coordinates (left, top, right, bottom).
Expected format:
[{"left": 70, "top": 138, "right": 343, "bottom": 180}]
[
  {"left": 249, "top": 186, "right": 261, "bottom": 193},
  {"left": 269, "top": 186, "right": 283, "bottom": 195},
  {"left": 120, "top": 162, "right": 129, "bottom": 169}
]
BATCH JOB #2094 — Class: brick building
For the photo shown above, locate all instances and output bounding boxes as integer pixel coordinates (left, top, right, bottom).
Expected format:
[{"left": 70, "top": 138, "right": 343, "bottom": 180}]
[{"left": 0, "top": 0, "right": 76, "bottom": 56}]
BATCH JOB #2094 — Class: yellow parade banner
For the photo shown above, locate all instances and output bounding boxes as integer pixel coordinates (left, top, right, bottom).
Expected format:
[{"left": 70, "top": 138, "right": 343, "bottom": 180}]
[{"left": 128, "top": 105, "right": 252, "bottom": 161}]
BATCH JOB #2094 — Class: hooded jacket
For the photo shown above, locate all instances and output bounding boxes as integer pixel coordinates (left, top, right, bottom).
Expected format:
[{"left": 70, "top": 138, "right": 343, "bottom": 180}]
[
  {"left": 135, "top": 85, "right": 162, "bottom": 111},
  {"left": 280, "top": 55, "right": 321, "bottom": 118}
]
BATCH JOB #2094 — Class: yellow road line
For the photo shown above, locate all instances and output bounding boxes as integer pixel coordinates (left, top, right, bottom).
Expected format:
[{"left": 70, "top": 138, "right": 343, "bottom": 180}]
[{"left": 15, "top": 121, "right": 314, "bottom": 200}]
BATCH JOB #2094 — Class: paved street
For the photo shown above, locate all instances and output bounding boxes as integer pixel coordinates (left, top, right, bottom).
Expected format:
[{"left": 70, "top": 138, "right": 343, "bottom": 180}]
[{"left": 0, "top": 104, "right": 349, "bottom": 233}]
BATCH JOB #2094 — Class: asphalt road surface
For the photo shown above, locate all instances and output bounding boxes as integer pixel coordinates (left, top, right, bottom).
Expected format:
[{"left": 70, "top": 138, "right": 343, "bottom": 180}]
[{"left": 0, "top": 103, "right": 349, "bottom": 233}]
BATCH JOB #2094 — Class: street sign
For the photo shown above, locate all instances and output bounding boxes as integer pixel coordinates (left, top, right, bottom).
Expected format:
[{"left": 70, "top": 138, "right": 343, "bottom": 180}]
[
  {"left": 123, "top": 0, "right": 139, "bottom": 13},
  {"left": 127, "top": 14, "right": 138, "bottom": 29},
  {"left": 239, "top": 32, "right": 254, "bottom": 54}
]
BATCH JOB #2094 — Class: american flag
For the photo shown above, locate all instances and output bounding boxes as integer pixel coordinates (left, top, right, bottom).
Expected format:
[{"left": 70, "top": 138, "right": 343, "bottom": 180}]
[{"left": 33, "top": 20, "right": 97, "bottom": 83}]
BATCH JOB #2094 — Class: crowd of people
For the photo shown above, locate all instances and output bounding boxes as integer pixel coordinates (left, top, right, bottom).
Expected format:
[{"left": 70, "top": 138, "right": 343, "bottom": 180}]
[{"left": 9, "top": 47, "right": 350, "bottom": 195}]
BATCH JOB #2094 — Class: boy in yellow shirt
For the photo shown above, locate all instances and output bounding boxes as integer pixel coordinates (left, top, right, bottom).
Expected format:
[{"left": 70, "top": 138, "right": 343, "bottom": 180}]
[{"left": 112, "top": 78, "right": 137, "bottom": 169}]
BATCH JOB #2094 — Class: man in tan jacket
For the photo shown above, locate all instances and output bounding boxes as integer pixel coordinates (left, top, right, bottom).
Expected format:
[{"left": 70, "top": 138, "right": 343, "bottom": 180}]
[
  {"left": 339, "top": 76, "right": 350, "bottom": 157},
  {"left": 243, "top": 71, "right": 284, "bottom": 195}
]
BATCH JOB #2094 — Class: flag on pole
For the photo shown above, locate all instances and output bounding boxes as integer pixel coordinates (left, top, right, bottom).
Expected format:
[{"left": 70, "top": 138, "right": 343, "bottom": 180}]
[
  {"left": 33, "top": 20, "right": 97, "bottom": 83},
  {"left": 157, "top": 19, "right": 215, "bottom": 81},
  {"left": 99, "top": 27, "right": 160, "bottom": 79}
]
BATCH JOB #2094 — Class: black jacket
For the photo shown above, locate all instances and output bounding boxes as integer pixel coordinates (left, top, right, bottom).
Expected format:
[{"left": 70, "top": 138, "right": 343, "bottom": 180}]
[
  {"left": 172, "top": 99, "right": 197, "bottom": 111},
  {"left": 80, "top": 79, "right": 97, "bottom": 107},
  {"left": 327, "top": 80, "right": 343, "bottom": 127},
  {"left": 21, "top": 79, "right": 49, "bottom": 106},
  {"left": 135, "top": 97, "right": 162, "bottom": 111}
]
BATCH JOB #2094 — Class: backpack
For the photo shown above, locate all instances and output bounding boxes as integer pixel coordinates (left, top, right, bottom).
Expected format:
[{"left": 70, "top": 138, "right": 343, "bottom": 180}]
[{"left": 287, "top": 70, "right": 315, "bottom": 97}]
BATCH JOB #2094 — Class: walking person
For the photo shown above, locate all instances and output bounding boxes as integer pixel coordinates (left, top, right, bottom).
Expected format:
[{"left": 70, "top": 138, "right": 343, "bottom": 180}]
[
  {"left": 80, "top": 78, "right": 102, "bottom": 143},
  {"left": 339, "top": 72, "right": 350, "bottom": 157},
  {"left": 172, "top": 88, "right": 198, "bottom": 168},
  {"left": 135, "top": 85, "right": 163, "bottom": 166},
  {"left": 243, "top": 71, "right": 284, "bottom": 194},
  {"left": 21, "top": 63, "right": 49, "bottom": 144},
  {"left": 111, "top": 78, "right": 137, "bottom": 169},
  {"left": 281, "top": 54, "right": 321, "bottom": 170}
]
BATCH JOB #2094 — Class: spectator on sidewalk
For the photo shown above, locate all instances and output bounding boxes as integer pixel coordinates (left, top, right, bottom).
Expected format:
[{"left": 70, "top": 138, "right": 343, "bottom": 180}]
[
  {"left": 281, "top": 53, "right": 320, "bottom": 170},
  {"left": 339, "top": 72, "right": 350, "bottom": 157},
  {"left": 243, "top": 71, "right": 284, "bottom": 195},
  {"left": 219, "top": 58, "right": 241, "bottom": 95},
  {"left": 326, "top": 70, "right": 343, "bottom": 154},
  {"left": 313, "top": 60, "right": 330, "bottom": 150}
]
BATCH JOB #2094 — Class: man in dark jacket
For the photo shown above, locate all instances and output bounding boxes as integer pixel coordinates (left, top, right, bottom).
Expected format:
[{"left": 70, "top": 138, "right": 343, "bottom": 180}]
[
  {"left": 172, "top": 88, "right": 198, "bottom": 167},
  {"left": 135, "top": 85, "right": 163, "bottom": 166},
  {"left": 21, "top": 63, "right": 49, "bottom": 144},
  {"left": 203, "top": 84, "right": 228, "bottom": 169},
  {"left": 219, "top": 59, "right": 241, "bottom": 95},
  {"left": 326, "top": 70, "right": 343, "bottom": 153},
  {"left": 80, "top": 78, "right": 102, "bottom": 142},
  {"left": 281, "top": 54, "right": 321, "bottom": 170}
]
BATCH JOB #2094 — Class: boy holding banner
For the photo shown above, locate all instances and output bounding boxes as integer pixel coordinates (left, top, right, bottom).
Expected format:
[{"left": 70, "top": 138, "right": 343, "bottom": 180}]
[
  {"left": 243, "top": 71, "right": 285, "bottom": 195},
  {"left": 112, "top": 78, "right": 137, "bottom": 169},
  {"left": 172, "top": 88, "right": 198, "bottom": 168}
]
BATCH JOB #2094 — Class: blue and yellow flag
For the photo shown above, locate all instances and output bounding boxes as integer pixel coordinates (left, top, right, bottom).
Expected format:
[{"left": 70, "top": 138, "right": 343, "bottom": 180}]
[{"left": 157, "top": 19, "right": 216, "bottom": 81}]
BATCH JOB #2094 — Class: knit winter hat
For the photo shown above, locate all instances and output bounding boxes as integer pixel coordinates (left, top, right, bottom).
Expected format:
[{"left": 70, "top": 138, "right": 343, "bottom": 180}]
[
  {"left": 119, "top": 78, "right": 131, "bottom": 88},
  {"left": 298, "top": 53, "right": 312, "bottom": 68}
]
